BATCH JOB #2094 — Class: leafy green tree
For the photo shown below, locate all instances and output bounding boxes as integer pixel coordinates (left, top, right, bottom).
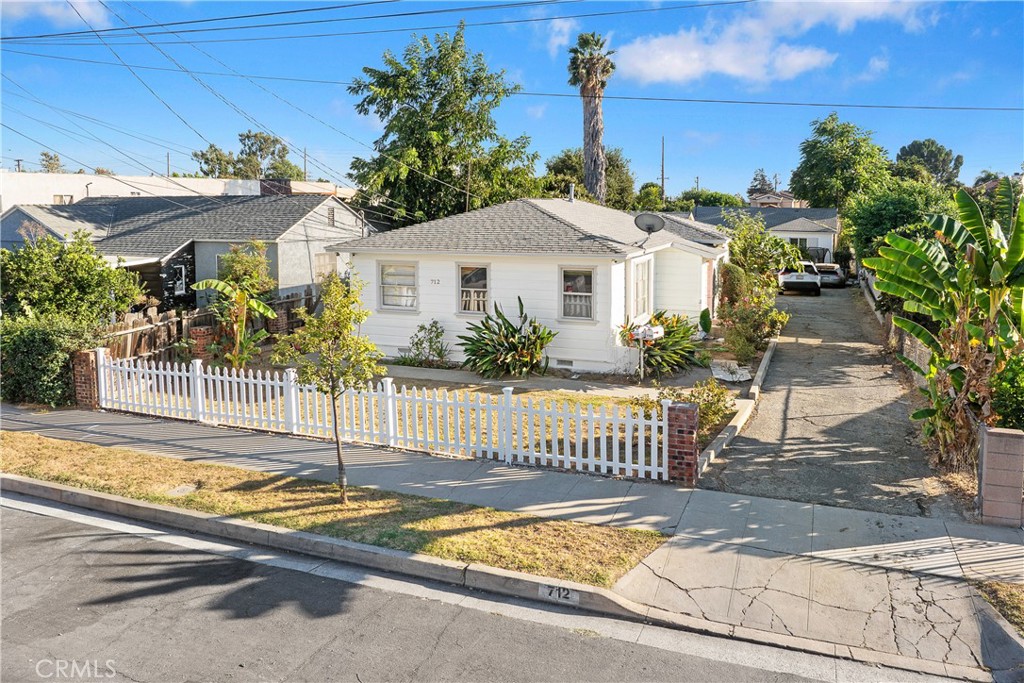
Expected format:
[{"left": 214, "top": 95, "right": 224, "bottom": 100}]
[
  {"left": 678, "top": 188, "right": 743, "bottom": 208},
  {"left": 192, "top": 131, "right": 302, "bottom": 180},
  {"left": 217, "top": 240, "right": 276, "bottom": 296},
  {"left": 272, "top": 274, "right": 385, "bottom": 504},
  {"left": 0, "top": 230, "right": 143, "bottom": 324},
  {"left": 544, "top": 147, "right": 635, "bottom": 209},
  {"left": 568, "top": 32, "right": 615, "bottom": 205},
  {"left": 891, "top": 158, "right": 933, "bottom": 183},
  {"left": 747, "top": 168, "right": 774, "bottom": 198},
  {"left": 721, "top": 211, "right": 801, "bottom": 276},
  {"left": 39, "top": 151, "right": 64, "bottom": 173},
  {"left": 846, "top": 178, "right": 957, "bottom": 258},
  {"left": 864, "top": 179, "right": 1023, "bottom": 470},
  {"left": 969, "top": 172, "right": 1023, "bottom": 223},
  {"left": 896, "top": 138, "right": 963, "bottom": 186},
  {"left": 633, "top": 182, "right": 664, "bottom": 210},
  {"left": 348, "top": 23, "right": 537, "bottom": 225},
  {"left": 790, "top": 112, "right": 891, "bottom": 212},
  {"left": 974, "top": 169, "right": 1002, "bottom": 186}
]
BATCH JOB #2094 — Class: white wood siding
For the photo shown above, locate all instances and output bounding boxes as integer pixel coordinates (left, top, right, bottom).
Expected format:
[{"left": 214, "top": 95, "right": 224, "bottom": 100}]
[
  {"left": 653, "top": 248, "right": 705, "bottom": 321},
  {"left": 351, "top": 253, "right": 631, "bottom": 373}
]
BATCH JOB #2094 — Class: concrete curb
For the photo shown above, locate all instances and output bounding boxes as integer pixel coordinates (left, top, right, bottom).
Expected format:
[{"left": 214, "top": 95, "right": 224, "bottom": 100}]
[
  {"left": 696, "top": 399, "right": 755, "bottom": 477},
  {"left": 748, "top": 336, "right": 778, "bottom": 402},
  {"left": 1, "top": 474, "right": 993, "bottom": 681},
  {"left": 861, "top": 277, "right": 887, "bottom": 327}
]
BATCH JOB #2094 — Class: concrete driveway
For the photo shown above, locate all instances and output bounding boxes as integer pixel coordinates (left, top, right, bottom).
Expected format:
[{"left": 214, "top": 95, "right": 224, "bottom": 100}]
[{"left": 702, "top": 287, "right": 959, "bottom": 519}]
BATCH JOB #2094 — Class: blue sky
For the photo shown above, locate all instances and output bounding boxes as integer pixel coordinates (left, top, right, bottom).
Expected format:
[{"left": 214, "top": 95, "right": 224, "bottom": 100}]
[{"left": 2, "top": 0, "right": 1022, "bottom": 200}]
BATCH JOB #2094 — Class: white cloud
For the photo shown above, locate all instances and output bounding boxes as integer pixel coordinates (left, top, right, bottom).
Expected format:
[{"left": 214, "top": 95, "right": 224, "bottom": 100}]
[
  {"left": 617, "top": 1, "right": 931, "bottom": 86},
  {"left": 853, "top": 53, "right": 890, "bottom": 83},
  {"left": 2, "top": 0, "right": 111, "bottom": 29},
  {"left": 545, "top": 17, "right": 580, "bottom": 59},
  {"left": 525, "top": 104, "right": 548, "bottom": 120}
]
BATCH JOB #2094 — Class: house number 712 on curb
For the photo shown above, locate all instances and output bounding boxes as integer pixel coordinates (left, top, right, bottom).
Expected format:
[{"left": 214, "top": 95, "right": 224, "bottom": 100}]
[{"left": 540, "top": 584, "right": 580, "bottom": 605}]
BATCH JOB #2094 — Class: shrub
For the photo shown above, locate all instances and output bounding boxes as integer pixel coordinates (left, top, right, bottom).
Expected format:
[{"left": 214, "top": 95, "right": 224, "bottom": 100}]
[
  {"left": 992, "top": 355, "right": 1024, "bottom": 430},
  {"left": 408, "top": 319, "right": 452, "bottom": 368},
  {"left": 620, "top": 311, "right": 704, "bottom": 378},
  {"left": 458, "top": 297, "right": 556, "bottom": 378},
  {"left": 724, "top": 327, "right": 757, "bottom": 364},
  {"left": 0, "top": 314, "right": 97, "bottom": 407},
  {"left": 626, "top": 379, "right": 736, "bottom": 447},
  {"left": 718, "top": 274, "right": 789, "bottom": 361},
  {"left": 719, "top": 262, "right": 748, "bottom": 304}
]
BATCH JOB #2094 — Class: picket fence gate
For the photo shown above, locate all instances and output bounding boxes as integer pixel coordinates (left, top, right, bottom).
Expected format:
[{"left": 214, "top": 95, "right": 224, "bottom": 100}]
[{"left": 94, "top": 349, "right": 672, "bottom": 480}]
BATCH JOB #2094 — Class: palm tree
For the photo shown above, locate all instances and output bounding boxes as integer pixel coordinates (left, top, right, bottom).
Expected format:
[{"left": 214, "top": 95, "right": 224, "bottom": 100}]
[{"left": 568, "top": 32, "right": 615, "bottom": 205}]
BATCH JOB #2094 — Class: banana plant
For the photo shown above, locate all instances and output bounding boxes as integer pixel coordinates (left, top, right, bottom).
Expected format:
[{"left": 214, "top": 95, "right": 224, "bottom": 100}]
[
  {"left": 192, "top": 278, "right": 277, "bottom": 369},
  {"left": 863, "top": 177, "right": 1023, "bottom": 469}
]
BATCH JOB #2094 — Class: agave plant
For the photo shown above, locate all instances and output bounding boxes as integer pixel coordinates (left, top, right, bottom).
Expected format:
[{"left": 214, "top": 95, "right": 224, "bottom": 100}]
[
  {"left": 863, "top": 178, "right": 1024, "bottom": 469},
  {"left": 457, "top": 297, "right": 557, "bottom": 379}
]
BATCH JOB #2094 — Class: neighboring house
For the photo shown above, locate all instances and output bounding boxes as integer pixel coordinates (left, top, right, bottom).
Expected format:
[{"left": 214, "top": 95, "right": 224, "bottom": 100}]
[
  {"left": 688, "top": 206, "right": 839, "bottom": 262},
  {"left": 1, "top": 193, "right": 367, "bottom": 309},
  {"left": 330, "top": 198, "right": 728, "bottom": 374},
  {"left": 747, "top": 190, "right": 809, "bottom": 208},
  {"left": 0, "top": 170, "right": 357, "bottom": 214}
]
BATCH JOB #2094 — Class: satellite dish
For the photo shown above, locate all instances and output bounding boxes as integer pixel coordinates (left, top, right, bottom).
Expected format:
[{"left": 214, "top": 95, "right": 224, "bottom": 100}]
[{"left": 634, "top": 213, "right": 665, "bottom": 234}]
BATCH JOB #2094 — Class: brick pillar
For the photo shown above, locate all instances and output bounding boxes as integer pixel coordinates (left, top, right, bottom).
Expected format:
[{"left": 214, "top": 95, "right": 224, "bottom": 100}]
[
  {"left": 267, "top": 308, "right": 289, "bottom": 336},
  {"left": 979, "top": 427, "right": 1024, "bottom": 527},
  {"left": 189, "top": 326, "right": 215, "bottom": 362},
  {"left": 666, "top": 402, "right": 700, "bottom": 486},
  {"left": 71, "top": 350, "right": 99, "bottom": 409}
]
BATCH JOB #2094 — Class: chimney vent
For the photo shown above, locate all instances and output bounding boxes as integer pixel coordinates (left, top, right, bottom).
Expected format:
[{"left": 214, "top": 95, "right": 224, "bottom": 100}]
[{"left": 569, "top": 183, "right": 575, "bottom": 203}]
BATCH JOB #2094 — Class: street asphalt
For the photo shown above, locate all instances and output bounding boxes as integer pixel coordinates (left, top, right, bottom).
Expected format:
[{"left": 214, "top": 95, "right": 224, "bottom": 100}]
[{"left": 2, "top": 499, "right": 958, "bottom": 683}]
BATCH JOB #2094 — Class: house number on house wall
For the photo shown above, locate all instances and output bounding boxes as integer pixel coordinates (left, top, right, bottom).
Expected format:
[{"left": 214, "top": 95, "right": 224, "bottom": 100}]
[
  {"left": 430, "top": 278, "right": 441, "bottom": 285},
  {"left": 539, "top": 584, "right": 580, "bottom": 605}
]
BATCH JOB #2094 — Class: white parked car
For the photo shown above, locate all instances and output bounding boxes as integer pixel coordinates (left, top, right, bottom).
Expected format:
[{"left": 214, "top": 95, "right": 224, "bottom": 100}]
[
  {"left": 778, "top": 261, "right": 821, "bottom": 296},
  {"left": 815, "top": 263, "right": 846, "bottom": 288}
]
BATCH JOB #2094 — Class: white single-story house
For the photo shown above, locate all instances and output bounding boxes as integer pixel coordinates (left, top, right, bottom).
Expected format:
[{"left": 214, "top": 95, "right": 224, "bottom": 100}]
[
  {"left": 330, "top": 198, "right": 728, "bottom": 374},
  {"left": 1, "top": 192, "right": 367, "bottom": 309},
  {"left": 690, "top": 206, "right": 839, "bottom": 262}
]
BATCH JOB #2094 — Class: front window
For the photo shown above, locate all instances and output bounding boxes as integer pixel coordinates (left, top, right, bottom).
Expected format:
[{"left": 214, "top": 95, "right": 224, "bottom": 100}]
[
  {"left": 380, "top": 263, "right": 417, "bottom": 309},
  {"left": 633, "top": 260, "right": 651, "bottom": 317},
  {"left": 459, "top": 265, "right": 488, "bottom": 313},
  {"left": 173, "top": 265, "right": 187, "bottom": 296},
  {"left": 789, "top": 238, "right": 808, "bottom": 249},
  {"left": 562, "top": 268, "right": 594, "bottom": 319}
]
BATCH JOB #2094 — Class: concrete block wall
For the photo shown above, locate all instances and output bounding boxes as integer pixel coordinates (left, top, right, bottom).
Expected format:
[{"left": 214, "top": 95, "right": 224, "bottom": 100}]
[
  {"left": 979, "top": 427, "right": 1024, "bottom": 528},
  {"left": 666, "top": 403, "right": 699, "bottom": 486}
]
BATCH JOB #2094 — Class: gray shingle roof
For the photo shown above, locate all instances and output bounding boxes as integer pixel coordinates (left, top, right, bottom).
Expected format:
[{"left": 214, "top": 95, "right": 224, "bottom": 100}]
[
  {"left": 656, "top": 213, "right": 728, "bottom": 245},
  {"left": 689, "top": 206, "right": 839, "bottom": 232},
  {"left": 337, "top": 198, "right": 706, "bottom": 256},
  {"left": 14, "top": 195, "right": 335, "bottom": 258}
]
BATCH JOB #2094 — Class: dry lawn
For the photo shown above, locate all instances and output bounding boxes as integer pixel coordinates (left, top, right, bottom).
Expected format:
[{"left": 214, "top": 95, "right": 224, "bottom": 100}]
[
  {"left": 977, "top": 581, "right": 1024, "bottom": 637},
  {"left": 0, "top": 431, "right": 664, "bottom": 587}
]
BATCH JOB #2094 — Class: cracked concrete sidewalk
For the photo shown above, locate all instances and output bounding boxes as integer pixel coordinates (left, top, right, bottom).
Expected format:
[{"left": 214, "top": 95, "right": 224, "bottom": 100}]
[{"left": 615, "top": 491, "right": 1024, "bottom": 679}]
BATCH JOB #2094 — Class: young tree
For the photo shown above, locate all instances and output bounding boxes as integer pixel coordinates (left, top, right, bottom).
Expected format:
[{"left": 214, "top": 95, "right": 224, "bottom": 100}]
[
  {"left": 544, "top": 147, "right": 635, "bottom": 210},
  {"left": 790, "top": 112, "right": 891, "bottom": 212},
  {"left": 568, "top": 32, "right": 615, "bottom": 205},
  {"left": 747, "top": 168, "right": 774, "bottom": 198},
  {"left": 272, "top": 274, "right": 385, "bottom": 504},
  {"left": 633, "top": 182, "right": 664, "bottom": 211},
  {"left": 39, "top": 151, "right": 64, "bottom": 173},
  {"left": 348, "top": 23, "right": 537, "bottom": 225},
  {"left": 0, "top": 231, "right": 143, "bottom": 323},
  {"left": 896, "top": 138, "right": 963, "bottom": 186},
  {"left": 720, "top": 211, "right": 800, "bottom": 276}
]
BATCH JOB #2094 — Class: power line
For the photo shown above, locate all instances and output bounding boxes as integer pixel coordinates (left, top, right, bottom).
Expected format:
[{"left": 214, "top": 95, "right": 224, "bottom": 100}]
[
  {"left": 2, "top": 0, "right": 573, "bottom": 42},
  {"left": 102, "top": 0, "right": 407, "bottom": 218},
  {"left": 4, "top": 1, "right": 757, "bottom": 47},
  {"left": 3, "top": 1, "right": 398, "bottom": 40},
  {"left": 5, "top": 47, "right": 1020, "bottom": 113}
]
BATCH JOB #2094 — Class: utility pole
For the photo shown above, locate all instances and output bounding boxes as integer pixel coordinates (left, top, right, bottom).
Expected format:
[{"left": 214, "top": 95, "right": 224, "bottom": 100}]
[
  {"left": 14, "top": 159, "right": 23, "bottom": 172},
  {"left": 303, "top": 148, "right": 307, "bottom": 182},
  {"left": 773, "top": 173, "right": 780, "bottom": 192},
  {"left": 166, "top": 152, "right": 170, "bottom": 177},
  {"left": 465, "top": 159, "right": 472, "bottom": 212},
  {"left": 660, "top": 136, "right": 667, "bottom": 200},
  {"left": 695, "top": 176, "right": 700, "bottom": 191}
]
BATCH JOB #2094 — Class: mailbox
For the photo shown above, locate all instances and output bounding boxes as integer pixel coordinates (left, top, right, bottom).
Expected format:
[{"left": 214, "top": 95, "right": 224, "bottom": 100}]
[{"left": 634, "top": 324, "right": 665, "bottom": 342}]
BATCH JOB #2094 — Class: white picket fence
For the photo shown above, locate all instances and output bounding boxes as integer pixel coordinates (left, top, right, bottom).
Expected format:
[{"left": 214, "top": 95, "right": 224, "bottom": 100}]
[{"left": 95, "top": 349, "right": 671, "bottom": 480}]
